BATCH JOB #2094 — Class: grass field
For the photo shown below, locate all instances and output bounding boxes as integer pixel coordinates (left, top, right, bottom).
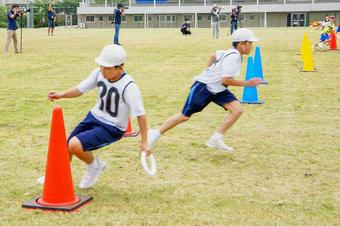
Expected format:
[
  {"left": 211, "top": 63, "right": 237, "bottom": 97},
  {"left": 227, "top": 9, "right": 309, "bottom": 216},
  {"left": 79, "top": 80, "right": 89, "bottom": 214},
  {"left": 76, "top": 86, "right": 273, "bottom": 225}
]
[{"left": 0, "top": 27, "right": 339, "bottom": 225}]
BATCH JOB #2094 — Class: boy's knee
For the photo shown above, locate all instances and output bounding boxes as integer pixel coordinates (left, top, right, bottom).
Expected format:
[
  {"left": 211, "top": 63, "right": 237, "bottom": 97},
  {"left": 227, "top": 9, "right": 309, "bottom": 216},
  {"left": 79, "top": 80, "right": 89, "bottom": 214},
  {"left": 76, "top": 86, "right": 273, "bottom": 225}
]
[
  {"left": 232, "top": 108, "right": 243, "bottom": 117},
  {"left": 68, "top": 137, "right": 83, "bottom": 154}
]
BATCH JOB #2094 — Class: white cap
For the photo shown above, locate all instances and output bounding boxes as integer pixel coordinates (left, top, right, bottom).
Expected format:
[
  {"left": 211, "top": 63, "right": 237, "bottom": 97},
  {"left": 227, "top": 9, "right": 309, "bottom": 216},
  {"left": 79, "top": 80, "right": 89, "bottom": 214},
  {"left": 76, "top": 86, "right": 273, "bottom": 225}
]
[
  {"left": 213, "top": 4, "right": 217, "bottom": 7},
  {"left": 95, "top": 44, "right": 126, "bottom": 67},
  {"left": 231, "top": 28, "right": 259, "bottom": 42}
]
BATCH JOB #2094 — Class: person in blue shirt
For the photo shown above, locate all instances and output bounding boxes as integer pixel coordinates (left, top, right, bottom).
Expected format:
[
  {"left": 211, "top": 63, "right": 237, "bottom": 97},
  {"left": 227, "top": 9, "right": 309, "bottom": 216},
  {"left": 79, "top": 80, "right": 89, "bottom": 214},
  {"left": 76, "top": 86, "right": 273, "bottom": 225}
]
[
  {"left": 4, "top": 4, "right": 20, "bottom": 54},
  {"left": 47, "top": 4, "right": 56, "bottom": 36},
  {"left": 113, "top": 3, "right": 125, "bottom": 45}
]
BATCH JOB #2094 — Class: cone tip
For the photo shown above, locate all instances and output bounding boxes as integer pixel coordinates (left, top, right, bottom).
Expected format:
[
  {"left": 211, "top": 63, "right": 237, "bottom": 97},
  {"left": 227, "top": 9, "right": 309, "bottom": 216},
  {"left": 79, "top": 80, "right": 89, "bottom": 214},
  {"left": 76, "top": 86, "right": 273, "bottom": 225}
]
[{"left": 53, "top": 105, "right": 62, "bottom": 113}]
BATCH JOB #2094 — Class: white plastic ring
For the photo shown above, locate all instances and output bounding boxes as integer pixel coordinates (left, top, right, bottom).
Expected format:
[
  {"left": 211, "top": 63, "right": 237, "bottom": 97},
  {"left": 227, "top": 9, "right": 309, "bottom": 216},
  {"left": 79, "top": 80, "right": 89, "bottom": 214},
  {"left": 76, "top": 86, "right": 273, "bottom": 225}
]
[{"left": 140, "top": 151, "right": 157, "bottom": 176}]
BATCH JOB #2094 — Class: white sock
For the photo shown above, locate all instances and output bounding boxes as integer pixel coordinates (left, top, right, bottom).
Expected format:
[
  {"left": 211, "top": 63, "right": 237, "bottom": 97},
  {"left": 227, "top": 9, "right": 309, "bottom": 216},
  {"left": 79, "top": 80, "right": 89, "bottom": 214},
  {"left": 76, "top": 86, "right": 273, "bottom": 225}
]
[
  {"left": 88, "top": 157, "right": 98, "bottom": 168},
  {"left": 153, "top": 129, "right": 161, "bottom": 138},
  {"left": 211, "top": 132, "right": 223, "bottom": 140}
]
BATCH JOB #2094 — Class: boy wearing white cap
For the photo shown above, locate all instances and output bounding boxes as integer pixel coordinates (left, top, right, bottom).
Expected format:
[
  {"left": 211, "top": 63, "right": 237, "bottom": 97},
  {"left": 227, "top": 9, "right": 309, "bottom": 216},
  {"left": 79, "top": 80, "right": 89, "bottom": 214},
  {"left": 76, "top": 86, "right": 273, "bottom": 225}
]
[
  {"left": 45, "top": 44, "right": 152, "bottom": 189},
  {"left": 148, "top": 28, "right": 262, "bottom": 153}
]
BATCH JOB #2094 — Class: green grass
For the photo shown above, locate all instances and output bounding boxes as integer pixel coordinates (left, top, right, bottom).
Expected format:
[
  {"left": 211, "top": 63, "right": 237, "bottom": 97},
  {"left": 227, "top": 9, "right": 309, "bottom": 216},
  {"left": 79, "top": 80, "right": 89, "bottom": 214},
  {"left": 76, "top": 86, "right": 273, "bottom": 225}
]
[{"left": 0, "top": 27, "right": 339, "bottom": 225}]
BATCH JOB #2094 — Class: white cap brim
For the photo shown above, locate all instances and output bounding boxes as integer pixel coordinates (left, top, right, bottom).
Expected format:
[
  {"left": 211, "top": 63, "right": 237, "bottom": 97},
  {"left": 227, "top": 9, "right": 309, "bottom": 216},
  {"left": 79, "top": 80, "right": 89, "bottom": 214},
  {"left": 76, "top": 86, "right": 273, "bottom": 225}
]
[
  {"left": 95, "top": 56, "right": 115, "bottom": 67},
  {"left": 249, "top": 37, "right": 259, "bottom": 42},
  {"left": 232, "top": 37, "right": 259, "bottom": 42}
]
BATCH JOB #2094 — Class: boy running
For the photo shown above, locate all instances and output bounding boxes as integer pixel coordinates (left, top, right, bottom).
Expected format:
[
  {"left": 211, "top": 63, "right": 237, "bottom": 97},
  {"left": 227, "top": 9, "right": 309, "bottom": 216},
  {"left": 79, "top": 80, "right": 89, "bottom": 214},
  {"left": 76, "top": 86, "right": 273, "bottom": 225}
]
[
  {"left": 148, "top": 28, "right": 262, "bottom": 153},
  {"left": 313, "top": 16, "right": 336, "bottom": 50},
  {"left": 41, "top": 44, "right": 152, "bottom": 189}
]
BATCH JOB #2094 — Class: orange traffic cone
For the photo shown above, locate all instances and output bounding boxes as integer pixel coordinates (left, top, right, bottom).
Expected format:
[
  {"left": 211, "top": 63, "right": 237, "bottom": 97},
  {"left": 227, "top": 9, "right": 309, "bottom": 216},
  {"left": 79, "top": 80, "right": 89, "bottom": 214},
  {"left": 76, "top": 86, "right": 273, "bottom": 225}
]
[
  {"left": 22, "top": 106, "right": 92, "bottom": 212},
  {"left": 329, "top": 32, "right": 338, "bottom": 50},
  {"left": 123, "top": 117, "right": 140, "bottom": 137}
]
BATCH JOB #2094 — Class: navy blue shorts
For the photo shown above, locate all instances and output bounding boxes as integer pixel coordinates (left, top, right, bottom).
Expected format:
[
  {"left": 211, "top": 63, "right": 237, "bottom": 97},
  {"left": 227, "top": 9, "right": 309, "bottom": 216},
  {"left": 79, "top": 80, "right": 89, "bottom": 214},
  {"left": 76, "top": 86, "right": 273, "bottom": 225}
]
[
  {"left": 48, "top": 20, "right": 55, "bottom": 28},
  {"left": 68, "top": 112, "right": 125, "bottom": 151},
  {"left": 182, "top": 81, "right": 238, "bottom": 117}
]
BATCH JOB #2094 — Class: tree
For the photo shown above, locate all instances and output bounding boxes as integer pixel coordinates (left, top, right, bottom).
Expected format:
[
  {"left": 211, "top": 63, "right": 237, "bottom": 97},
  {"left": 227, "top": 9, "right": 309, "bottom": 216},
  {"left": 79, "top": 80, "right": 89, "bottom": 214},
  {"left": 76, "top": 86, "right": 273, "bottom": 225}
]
[{"left": 0, "top": 5, "right": 8, "bottom": 28}]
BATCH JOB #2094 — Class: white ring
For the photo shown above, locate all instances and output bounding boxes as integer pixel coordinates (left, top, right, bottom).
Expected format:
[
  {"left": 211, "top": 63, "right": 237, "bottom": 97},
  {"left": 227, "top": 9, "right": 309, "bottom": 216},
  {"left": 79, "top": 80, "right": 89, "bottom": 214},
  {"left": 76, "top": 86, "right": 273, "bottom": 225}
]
[{"left": 140, "top": 152, "right": 157, "bottom": 176}]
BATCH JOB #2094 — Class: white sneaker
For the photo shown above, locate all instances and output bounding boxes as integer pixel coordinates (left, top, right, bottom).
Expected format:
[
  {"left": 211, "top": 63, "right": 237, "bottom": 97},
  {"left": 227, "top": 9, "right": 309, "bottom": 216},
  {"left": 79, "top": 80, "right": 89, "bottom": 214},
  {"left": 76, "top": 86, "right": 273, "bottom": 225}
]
[
  {"left": 318, "top": 43, "right": 324, "bottom": 48},
  {"left": 79, "top": 157, "right": 106, "bottom": 189},
  {"left": 148, "top": 129, "right": 161, "bottom": 149},
  {"left": 37, "top": 175, "right": 45, "bottom": 185},
  {"left": 206, "top": 137, "right": 234, "bottom": 153}
]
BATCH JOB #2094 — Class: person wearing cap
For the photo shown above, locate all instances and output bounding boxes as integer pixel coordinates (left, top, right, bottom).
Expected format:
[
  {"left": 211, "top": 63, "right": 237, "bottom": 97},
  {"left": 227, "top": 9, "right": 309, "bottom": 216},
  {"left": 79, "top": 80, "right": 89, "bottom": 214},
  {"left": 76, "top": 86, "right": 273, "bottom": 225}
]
[
  {"left": 211, "top": 4, "right": 222, "bottom": 39},
  {"left": 113, "top": 3, "right": 125, "bottom": 45},
  {"left": 44, "top": 44, "right": 152, "bottom": 189},
  {"left": 4, "top": 4, "right": 20, "bottom": 54},
  {"left": 312, "top": 15, "right": 336, "bottom": 50},
  {"left": 148, "top": 28, "right": 262, "bottom": 153}
]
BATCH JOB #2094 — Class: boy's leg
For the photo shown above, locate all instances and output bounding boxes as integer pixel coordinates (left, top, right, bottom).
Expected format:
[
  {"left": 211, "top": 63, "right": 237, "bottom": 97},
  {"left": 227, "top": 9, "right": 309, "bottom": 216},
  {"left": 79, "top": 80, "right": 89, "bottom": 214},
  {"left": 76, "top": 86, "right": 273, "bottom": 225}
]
[
  {"left": 217, "top": 101, "right": 243, "bottom": 135},
  {"left": 149, "top": 82, "right": 213, "bottom": 148},
  {"left": 68, "top": 136, "right": 94, "bottom": 164},
  {"left": 148, "top": 113, "right": 189, "bottom": 148},
  {"left": 207, "top": 88, "right": 242, "bottom": 152},
  {"left": 159, "top": 113, "right": 189, "bottom": 135},
  {"left": 206, "top": 100, "right": 242, "bottom": 153}
]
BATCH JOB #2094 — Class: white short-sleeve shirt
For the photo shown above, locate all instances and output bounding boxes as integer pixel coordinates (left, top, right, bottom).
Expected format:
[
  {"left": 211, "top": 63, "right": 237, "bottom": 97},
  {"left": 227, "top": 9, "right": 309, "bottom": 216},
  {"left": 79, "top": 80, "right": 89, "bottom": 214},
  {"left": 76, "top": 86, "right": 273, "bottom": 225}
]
[
  {"left": 77, "top": 68, "right": 145, "bottom": 131},
  {"left": 195, "top": 48, "right": 242, "bottom": 93}
]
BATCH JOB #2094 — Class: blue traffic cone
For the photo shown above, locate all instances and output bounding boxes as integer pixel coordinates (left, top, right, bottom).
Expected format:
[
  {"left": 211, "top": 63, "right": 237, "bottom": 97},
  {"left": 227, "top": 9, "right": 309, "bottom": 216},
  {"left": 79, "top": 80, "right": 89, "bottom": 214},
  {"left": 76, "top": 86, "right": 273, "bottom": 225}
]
[
  {"left": 253, "top": 46, "right": 267, "bottom": 84},
  {"left": 240, "top": 56, "right": 264, "bottom": 104}
]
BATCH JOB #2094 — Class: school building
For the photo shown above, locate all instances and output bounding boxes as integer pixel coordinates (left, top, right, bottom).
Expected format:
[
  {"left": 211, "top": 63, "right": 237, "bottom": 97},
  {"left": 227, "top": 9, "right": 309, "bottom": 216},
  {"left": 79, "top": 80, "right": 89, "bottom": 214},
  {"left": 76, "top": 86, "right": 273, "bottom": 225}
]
[{"left": 77, "top": 0, "right": 340, "bottom": 29}]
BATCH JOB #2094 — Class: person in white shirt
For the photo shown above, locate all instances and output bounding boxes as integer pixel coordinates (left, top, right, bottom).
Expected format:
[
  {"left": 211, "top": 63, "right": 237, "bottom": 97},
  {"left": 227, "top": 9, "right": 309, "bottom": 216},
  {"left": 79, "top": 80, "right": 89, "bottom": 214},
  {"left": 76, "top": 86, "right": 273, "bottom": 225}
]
[
  {"left": 44, "top": 44, "right": 152, "bottom": 189},
  {"left": 148, "top": 28, "right": 262, "bottom": 153}
]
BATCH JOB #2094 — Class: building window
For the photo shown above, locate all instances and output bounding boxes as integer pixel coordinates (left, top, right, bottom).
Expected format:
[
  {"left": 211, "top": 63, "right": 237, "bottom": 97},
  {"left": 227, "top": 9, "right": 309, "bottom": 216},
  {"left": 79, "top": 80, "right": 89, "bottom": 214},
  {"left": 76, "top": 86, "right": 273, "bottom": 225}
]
[
  {"left": 86, "top": 16, "right": 94, "bottom": 22},
  {"left": 249, "top": 15, "right": 255, "bottom": 21},
  {"left": 99, "top": 16, "right": 103, "bottom": 21},
  {"left": 198, "top": 15, "right": 202, "bottom": 21},
  {"left": 121, "top": 15, "right": 126, "bottom": 23},
  {"left": 133, "top": 15, "right": 143, "bottom": 23},
  {"left": 239, "top": 14, "right": 245, "bottom": 21},
  {"left": 220, "top": 14, "right": 227, "bottom": 21},
  {"left": 184, "top": 15, "right": 193, "bottom": 22},
  {"left": 159, "top": 15, "right": 176, "bottom": 22},
  {"left": 108, "top": 16, "right": 113, "bottom": 21}
]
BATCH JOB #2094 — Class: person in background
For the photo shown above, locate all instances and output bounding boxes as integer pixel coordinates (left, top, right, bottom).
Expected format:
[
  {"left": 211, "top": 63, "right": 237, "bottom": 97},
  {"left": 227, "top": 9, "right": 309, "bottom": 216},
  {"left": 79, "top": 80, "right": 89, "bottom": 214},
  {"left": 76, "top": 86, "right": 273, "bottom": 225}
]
[
  {"left": 180, "top": 18, "right": 191, "bottom": 36},
  {"left": 211, "top": 4, "right": 222, "bottom": 39},
  {"left": 230, "top": 6, "right": 241, "bottom": 35},
  {"left": 4, "top": 4, "right": 20, "bottom": 54},
  {"left": 113, "top": 3, "right": 125, "bottom": 45},
  {"left": 48, "top": 4, "right": 56, "bottom": 36}
]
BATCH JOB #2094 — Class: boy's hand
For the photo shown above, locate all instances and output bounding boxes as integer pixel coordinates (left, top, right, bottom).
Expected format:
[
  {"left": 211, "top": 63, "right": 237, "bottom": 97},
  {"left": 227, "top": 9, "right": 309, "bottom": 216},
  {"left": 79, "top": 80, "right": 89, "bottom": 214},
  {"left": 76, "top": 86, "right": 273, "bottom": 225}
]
[
  {"left": 246, "top": 78, "right": 262, "bottom": 87},
  {"left": 141, "top": 142, "right": 153, "bottom": 156},
  {"left": 48, "top": 92, "right": 63, "bottom": 101}
]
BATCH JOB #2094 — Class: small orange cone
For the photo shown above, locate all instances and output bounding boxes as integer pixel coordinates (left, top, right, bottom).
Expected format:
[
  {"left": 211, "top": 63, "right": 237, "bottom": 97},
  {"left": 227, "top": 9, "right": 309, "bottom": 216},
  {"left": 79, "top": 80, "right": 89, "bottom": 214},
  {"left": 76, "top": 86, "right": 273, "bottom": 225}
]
[
  {"left": 22, "top": 106, "right": 92, "bottom": 212},
  {"left": 329, "top": 32, "right": 338, "bottom": 50},
  {"left": 123, "top": 117, "right": 140, "bottom": 137}
]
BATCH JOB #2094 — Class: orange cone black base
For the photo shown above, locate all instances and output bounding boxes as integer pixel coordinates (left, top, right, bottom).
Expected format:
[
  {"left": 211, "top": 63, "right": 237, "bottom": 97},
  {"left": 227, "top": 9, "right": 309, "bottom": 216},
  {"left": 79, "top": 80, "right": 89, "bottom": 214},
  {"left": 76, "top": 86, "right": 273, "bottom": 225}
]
[{"left": 22, "top": 195, "right": 92, "bottom": 212}]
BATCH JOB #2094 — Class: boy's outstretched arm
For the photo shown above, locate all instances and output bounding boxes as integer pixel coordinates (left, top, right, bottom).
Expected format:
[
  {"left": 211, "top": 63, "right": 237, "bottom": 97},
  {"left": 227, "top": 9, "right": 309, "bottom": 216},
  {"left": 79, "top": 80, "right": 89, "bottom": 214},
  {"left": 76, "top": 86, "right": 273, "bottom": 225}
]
[
  {"left": 137, "top": 115, "right": 152, "bottom": 156},
  {"left": 48, "top": 87, "right": 83, "bottom": 101},
  {"left": 207, "top": 54, "right": 217, "bottom": 67},
  {"left": 221, "top": 77, "right": 262, "bottom": 87}
]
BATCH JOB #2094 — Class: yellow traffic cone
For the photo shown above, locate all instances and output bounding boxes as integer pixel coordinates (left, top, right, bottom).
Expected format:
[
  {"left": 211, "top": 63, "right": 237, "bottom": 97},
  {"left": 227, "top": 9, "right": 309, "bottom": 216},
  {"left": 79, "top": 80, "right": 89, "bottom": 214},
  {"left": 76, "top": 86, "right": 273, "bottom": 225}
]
[
  {"left": 301, "top": 32, "right": 308, "bottom": 61},
  {"left": 302, "top": 39, "right": 316, "bottom": 72}
]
